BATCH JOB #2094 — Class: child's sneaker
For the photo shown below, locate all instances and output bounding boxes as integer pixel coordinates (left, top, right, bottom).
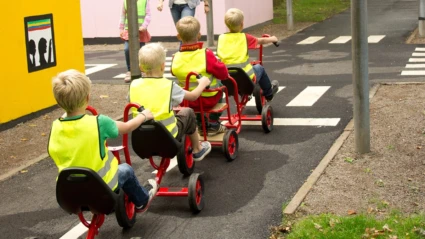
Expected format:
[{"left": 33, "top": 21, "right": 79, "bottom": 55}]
[
  {"left": 124, "top": 71, "right": 131, "bottom": 83},
  {"left": 193, "top": 141, "right": 212, "bottom": 161},
  {"left": 265, "top": 80, "right": 279, "bottom": 102},
  {"left": 207, "top": 122, "right": 227, "bottom": 136},
  {"left": 136, "top": 179, "right": 158, "bottom": 212}
]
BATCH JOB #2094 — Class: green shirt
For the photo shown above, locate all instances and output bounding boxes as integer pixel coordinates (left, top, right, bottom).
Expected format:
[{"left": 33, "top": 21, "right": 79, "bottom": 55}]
[{"left": 62, "top": 114, "right": 119, "bottom": 158}]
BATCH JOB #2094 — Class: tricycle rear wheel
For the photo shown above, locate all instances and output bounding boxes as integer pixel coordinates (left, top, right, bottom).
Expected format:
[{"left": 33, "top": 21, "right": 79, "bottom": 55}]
[
  {"left": 188, "top": 173, "right": 204, "bottom": 213},
  {"left": 177, "top": 135, "right": 195, "bottom": 176},
  {"left": 115, "top": 189, "right": 136, "bottom": 229}
]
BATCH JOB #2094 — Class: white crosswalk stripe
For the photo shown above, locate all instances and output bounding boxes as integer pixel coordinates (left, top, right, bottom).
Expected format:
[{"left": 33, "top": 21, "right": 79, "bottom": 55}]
[
  {"left": 401, "top": 48, "right": 425, "bottom": 76},
  {"left": 297, "top": 35, "right": 386, "bottom": 45},
  {"left": 286, "top": 86, "right": 330, "bottom": 106},
  {"left": 405, "top": 64, "right": 425, "bottom": 68},
  {"left": 297, "top": 36, "right": 325, "bottom": 45},
  {"left": 329, "top": 36, "right": 351, "bottom": 44},
  {"left": 85, "top": 64, "right": 117, "bottom": 75}
]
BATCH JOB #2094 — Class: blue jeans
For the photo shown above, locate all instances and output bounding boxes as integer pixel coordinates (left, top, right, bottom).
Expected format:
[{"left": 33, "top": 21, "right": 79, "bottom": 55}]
[
  {"left": 124, "top": 41, "right": 145, "bottom": 71},
  {"left": 253, "top": 64, "right": 273, "bottom": 97},
  {"left": 117, "top": 163, "right": 149, "bottom": 207},
  {"left": 170, "top": 4, "right": 196, "bottom": 25}
]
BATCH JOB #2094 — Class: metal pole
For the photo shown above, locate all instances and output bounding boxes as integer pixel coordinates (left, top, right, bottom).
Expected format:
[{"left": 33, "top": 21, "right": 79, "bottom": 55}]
[
  {"left": 351, "top": 0, "right": 370, "bottom": 153},
  {"left": 286, "top": 0, "right": 294, "bottom": 30},
  {"left": 206, "top": 0, "right": 214, "bottom": 47},
  {"left": 127, "top": 0, "right": 141, "bottom": 80},
  {"left": 419, "top": 0, "right": 425, "bottom": 37}
]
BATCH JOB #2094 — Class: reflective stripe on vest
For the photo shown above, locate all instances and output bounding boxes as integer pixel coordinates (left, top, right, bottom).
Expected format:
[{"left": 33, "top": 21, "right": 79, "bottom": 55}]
[
  {"left": 129, "top": 77, "right": 178, "bottom": 137},
  {"left": 48, "top": 115, "right": 119, "bottom": 190},
  {"left": 124, "top": 0, "right": 147, "bottom": 30},
  {"left": 217, "top": 33, "right": 255, "bottom": 80},
  {"left": 171, "top": 48, "right": 220, "bottom": 97}
]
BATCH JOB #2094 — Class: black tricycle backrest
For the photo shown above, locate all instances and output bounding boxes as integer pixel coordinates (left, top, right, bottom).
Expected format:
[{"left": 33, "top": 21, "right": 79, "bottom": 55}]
[
  {"left": 131, "top": 120, "right": 181, "bottom": 159},
  {"left": 222, "top": 67, "right": 255, "bottom": 96},
  {"left": 56, "top": 167, "right": 118, "bottom": 215}
]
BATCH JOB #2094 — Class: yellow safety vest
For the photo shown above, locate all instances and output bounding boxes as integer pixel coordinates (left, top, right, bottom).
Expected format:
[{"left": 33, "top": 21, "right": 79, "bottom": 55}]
[
  {"left": 171, "top": 48, "right": 220, "bottom": 97},
  {"left": 124, "top": 0, "right": 147, "bottom": 30},
  {"left": 129, "top": 77, "right": 178, "bottom": 137},
  {"left": 48, "top": 115, "right": 119, "bottom": 190},
  {"left": 217, "top": 33, "right": 255, "bottom": 80}
]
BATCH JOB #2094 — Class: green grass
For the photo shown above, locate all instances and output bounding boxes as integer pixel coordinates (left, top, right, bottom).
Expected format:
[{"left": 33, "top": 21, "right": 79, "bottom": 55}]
[
  {"left": 273, "top": 0, "right": 350, "bottom": 24},
  {"left": 281, "top": 213, "right": 425, "bottom": 239}
]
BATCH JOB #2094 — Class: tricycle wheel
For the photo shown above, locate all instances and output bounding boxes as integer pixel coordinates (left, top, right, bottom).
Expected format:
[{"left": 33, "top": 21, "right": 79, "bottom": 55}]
[
  {"left": 115, "top": 189, "right": 136, "bottom": 229},
  {"left": 261, "top": 104, "right": 274, "bottom": 133},
  {"left": 188, "top": 173, "right": 204, "bottom": 213},
  {"left": 222, "top": 130, "right": 238, "bottom": 162},
  {"left": 253, "top": 85, "right": 263, "bottom": 114},
  {"left": 177, "top": 135, "right": 195, "bottom": 176}
]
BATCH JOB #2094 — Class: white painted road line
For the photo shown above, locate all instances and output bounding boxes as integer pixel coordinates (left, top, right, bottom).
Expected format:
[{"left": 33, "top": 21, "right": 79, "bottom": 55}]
[
  {"left": 368, "top": 35, "right": 385, "bottom": 43},
  {"left": 246, "top": 87, "right": 285, "bottom": 106},
  {"left": 60, "top": 222, "right": 87, "bottom": 239},
  {"left": 409, "top": 58, "right": 425, "bottom": 62},
  {"left": 329, "top": 36, "right": 351, "bottom": 44},
  {"left": 401, "top": 70, "right": 425, "bottom": 76},
  {"left": 113, "top": 73, "right": 175, "bottom": 78},
  {"left": 416, "top": 47, "right": 425, "bottom": 51},
  {"left": 412, "top": 53, "right": 425, "bottom": 57},
  {"left": 85, "top": 64, "right": 117, "bottom": 75},
  {"left": 286, "top": 86, "right": 330, "bottom": 107},
  {"left": 297, "top": 36, "right": 325, "bottom": 45},
  {"left": 223, "top": 118, "right": 340, "bottom": 127},
  {"left": 113, "top": 73, "right": 126, "bottom": 79},
  {"left": 152, "top": 157, "right": 178, "bottom": 174},
  {"left": 405, "top": 64, "right": 425, "bottom": 68}
]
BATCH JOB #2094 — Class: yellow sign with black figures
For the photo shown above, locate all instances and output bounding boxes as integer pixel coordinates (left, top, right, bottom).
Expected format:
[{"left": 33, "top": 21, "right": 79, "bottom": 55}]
[{"left": 0, "top": 0, "right": 85, "bottom": 123}]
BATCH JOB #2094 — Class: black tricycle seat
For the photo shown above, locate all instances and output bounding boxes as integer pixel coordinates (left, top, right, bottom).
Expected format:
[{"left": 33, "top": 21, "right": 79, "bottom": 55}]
[
  {"left": 221, "top": 67, "right": 255, "bottom": 97},
  {"left": 131, "top": 120, "right": 181, "bottom": 159},
  {"left": 56, "top": 167, "right": 118, "bottom": 215}
]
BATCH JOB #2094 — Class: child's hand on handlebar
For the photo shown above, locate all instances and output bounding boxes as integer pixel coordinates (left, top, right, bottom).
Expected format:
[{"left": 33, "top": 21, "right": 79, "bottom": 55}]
[
  {"left": 138, "top": 108, "right": 154, "bottom": 122},
  {"left": 197, "top": 76, "right": 211, "bottom": 89},
  {"left": 270, "top": 36, "right": 278, "bottom": 43}
]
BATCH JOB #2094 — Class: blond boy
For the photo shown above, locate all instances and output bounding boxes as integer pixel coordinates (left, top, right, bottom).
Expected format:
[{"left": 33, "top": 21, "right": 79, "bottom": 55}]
[
  {"left": 217, "top": 8, "right": 279, "bottom": 101},
  {"left": 129, "top": 43, "right": 212, "bottom": 161},
  {"left": 48, "top": 69, "right": 157, "bottom": 212},
  {"left": 171, "top": 16, "right": 229, "bottom": 136}
]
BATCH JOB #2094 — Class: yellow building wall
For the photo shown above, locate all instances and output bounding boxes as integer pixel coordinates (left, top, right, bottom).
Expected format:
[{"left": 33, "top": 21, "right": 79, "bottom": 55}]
[{"left": 0, "top": 0, "right": 85, "bottom": 123}]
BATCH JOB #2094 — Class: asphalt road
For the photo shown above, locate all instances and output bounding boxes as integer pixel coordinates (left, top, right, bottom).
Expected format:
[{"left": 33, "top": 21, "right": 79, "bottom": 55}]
[{"left": 0, "top": 0, "right": 422, "bottom": 238}]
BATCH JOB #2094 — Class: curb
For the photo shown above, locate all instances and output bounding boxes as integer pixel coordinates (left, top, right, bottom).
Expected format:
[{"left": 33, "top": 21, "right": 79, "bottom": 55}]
[
  {"left": 283, "top": 83, "right": 381, "bottom": 215},
  {"left": 0, "top": 113, "right": 126, "bottom": 183}
]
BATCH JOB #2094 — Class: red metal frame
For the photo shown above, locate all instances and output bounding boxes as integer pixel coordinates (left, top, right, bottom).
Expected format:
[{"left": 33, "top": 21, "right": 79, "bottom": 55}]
[
  {"left": 180, "top": 39, "right": 270, "bottom": 146},
  {"left": 80, "top": 104, "right": 197, "bottom": 238},
  {"left": 120, "top": 104, "right": 192, "bottom": 198},
  {"left": 180, "top": 72, "right": 243, "bottom": 147}
]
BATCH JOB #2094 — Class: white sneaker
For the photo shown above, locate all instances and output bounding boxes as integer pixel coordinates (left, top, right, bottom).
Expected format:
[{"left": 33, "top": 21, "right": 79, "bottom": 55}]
[
  {"left": 136, "top": 179, "right": 158, "bottom": 212},
  {"left": 124, "top": 71, "right": 131, "bottom": 83}
]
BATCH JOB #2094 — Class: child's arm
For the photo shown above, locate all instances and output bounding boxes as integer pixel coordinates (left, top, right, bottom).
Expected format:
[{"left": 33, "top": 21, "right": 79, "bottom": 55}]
[
  {"left": 257, "top": 35, "right": 278, "bottom": 45},
  {"left": 183, "top": 76, "right": 211, "bottom": 101},
  {"left": 205, "top": 49, "right": 228, "bottom": 80},
  {"left": 115, "top": 109, "right": 154, "bottom": 134}
]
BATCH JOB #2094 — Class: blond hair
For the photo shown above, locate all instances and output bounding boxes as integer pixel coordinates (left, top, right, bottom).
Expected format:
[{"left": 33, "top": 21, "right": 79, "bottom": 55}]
[
  {"left": 225, "top": 8, "right": 244, "bottom": 32},
  {"left": 52, "top": 69, "right": 91, "bottom": 113},
  {"left": 138, "top": 43, "right": 167, "bottom": 73},
  {"left": 176, "top": 16, "right": 200, "bottom": 42}
]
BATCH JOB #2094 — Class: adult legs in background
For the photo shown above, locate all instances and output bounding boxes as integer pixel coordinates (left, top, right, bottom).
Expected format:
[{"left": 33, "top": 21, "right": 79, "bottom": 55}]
[
  {"left": 124, "top": 41, "right": 146, "bottom": 82},
  {"left": 170, "top": 4, "right": 196, "bottom": 25}
]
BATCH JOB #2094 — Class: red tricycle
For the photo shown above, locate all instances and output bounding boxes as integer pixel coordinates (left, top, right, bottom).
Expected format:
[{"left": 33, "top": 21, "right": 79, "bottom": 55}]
[
  {"left": 55, "top": 104, "right": 204, "bottom": 239},
  {"left": 179, "top": 37, "right": 279, "bottom": 161}
]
